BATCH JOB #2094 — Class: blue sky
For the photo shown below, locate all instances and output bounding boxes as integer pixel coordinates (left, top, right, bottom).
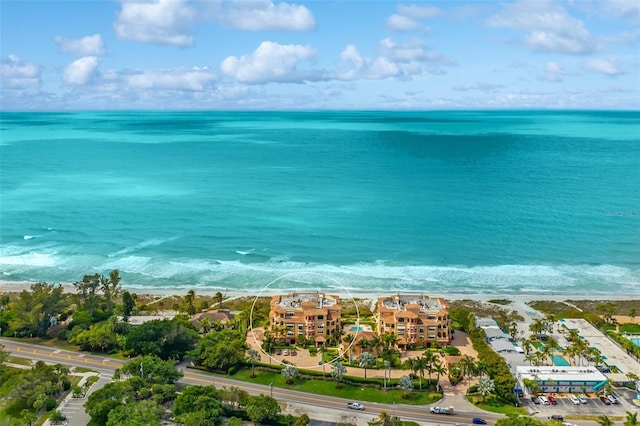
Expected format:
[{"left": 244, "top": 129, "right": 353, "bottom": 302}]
[{"left": 1, "top": 0, "right": 639, "bottom": 110}]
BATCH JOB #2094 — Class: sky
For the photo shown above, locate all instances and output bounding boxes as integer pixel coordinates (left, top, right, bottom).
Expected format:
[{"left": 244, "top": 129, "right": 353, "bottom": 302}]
[{"left": 1, "top": 0, "right": 639, "bottom": 110}]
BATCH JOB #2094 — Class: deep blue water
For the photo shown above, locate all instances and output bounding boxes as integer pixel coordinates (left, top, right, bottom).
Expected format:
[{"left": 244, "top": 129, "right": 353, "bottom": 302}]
[{"left": 1, "top": 110, "right": 639, "bottom": 295}]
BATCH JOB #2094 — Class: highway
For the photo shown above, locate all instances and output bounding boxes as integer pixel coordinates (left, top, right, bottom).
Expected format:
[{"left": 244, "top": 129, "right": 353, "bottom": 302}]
[{"left": 1, "top": 337, "right": 504, "bottom": 425}]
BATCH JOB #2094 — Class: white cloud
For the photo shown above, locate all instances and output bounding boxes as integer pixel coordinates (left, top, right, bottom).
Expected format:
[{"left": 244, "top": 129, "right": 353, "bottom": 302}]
[
  {"left": 63, "top": 56, "right": 99, "bottom": 85},
  {"left": 487, "top": 0, "right": 596, "bottom": 54},
  {"left": 386, "top": 4, "right": 439, "bottom": 31},
  {"left": 602, "top": 0, "right": 640, "bottom": 21},
  {"left": 114, "top": 0, "right": 196, "bottom": 46},
  {"left": 338, "top": 38, "right": 454, "bottom": 81},
  {"left": 220, "top": 41, "right": 317, "bottom": 84},
  {"left": 397, "top": 4, "right": 441, "bottom": 19},
  {"left": 127, "top": 67, "right": 216, "bottom": 91},
  {"left": 212, "top": 0, "right": 315, "bottom": 31},
  {"left": 582, "top": 58, "right": 623, "bottom": 76},
  {"left": 386, "top": 14, "right": 423, "bottom": 31},
  {"left": 544, "top": 61, "right": 570, "bottom": 82},
  {"left": 0, "top": 55, "right": 41, "bottom": 89},
  {"left": 54, "top": 34, "right": 105, "bottom": 56},
  {"left": 452, "top": 81, "right": 504, "bottom": 92}
]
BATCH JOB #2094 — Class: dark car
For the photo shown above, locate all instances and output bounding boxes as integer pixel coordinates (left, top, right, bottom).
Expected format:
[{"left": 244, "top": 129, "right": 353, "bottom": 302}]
[
  {"left": 550, "top": 415, "right": 564, "bottom": 422},
  {"left": 532, "top": 396, "right": 540, "bottom": 404},
  {"left": 472, "top": 418, "right": 487, "bottom": 425},
  {"left": 600, "top": 395, "right": 611, "bottom": 405}
]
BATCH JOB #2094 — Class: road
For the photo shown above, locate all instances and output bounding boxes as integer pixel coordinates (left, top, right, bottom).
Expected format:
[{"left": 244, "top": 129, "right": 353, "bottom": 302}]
[{"left": 1, "top": 337, "right": 592, "bottom": 425}]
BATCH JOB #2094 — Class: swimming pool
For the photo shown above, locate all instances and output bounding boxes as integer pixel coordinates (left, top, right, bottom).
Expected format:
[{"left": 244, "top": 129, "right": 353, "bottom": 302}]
[
  {"left": 552, "top": 355, "right": 571, "bottom": 366},
  {"left": 349, "top": 326, "right": 364, "bottom": 332},
  {"left": 630, "top": 337, "right": 640, "bottom": 347}
]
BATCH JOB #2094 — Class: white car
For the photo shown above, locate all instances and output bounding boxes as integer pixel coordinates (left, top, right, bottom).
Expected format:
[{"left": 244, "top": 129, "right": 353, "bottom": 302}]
[
  {"left": 538, "top": 396, "right": 550, "bottom": 405},
  {"left": 347, "top": 402, "right": 364, "bottom": 410},
  {"left": 569, "top": 395, "right": 581, "bottom": 405},
  {"left": 607, "top": 395, "right": 620, "bottom": 404},
  {"left": 577, "top": 394, "right": 587, "bottom": 404}
]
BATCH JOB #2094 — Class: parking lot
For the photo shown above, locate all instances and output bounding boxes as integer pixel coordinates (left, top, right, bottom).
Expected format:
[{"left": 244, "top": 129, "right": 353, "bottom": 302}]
[{"left": 521, "top": 387, "right": 639, "bottom": 420}]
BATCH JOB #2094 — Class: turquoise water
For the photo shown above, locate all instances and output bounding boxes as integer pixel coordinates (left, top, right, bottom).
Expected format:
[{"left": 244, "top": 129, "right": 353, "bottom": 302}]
[
  {"left": 349, "top": 326, "right": 364, "bottom": 332},
  {"left": 553, "top": 355, "right": 571, "bottom": 366},
  {"left": 631, "top": 338, "right": 640, "bottom": 347},
  {"left": 1, "top": 111, "right": 639, "bottom": 294}
]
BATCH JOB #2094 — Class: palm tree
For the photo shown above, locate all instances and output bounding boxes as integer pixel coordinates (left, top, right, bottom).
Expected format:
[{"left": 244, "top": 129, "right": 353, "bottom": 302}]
[
  {"left": 358, "top": 352, "right": 376, "bottom": 379},
  {"left": 476, "top": 376, "right": 495, "bottom": 402},
  {"left": 282, "top": 364, "right": 298, "bottom": 384},
  {"left": 597, "top": 414, "right": 615, "bottom": 426},
  {"left": 331, "top": 362, "right": 347, "bottom": 388},
  {"left": 422, "top": 351, "right": 435, "bottom": 385},
  {"left": 413, "top": 356, "right": 427, "bottom": 390},
  {"left": 458, "top": 355, "right": 475, "bottom": 388},
  {"left": 432, "top": 360, "right": 446, "bottom": 392},
  {"left": 343, "top": 334, "right": 355, "bottom": 362},
  {"left": 397, "top": 375, "right": 414, "bottom": 399},
  {"left": 247, "top": 349, "right": 260, "bottom": 378},
  {"left": 624, "top": 411, "right": 638, "bottom": 426},
  {"left": 630, "top": 308, "right": 638, "bottom": 325}
]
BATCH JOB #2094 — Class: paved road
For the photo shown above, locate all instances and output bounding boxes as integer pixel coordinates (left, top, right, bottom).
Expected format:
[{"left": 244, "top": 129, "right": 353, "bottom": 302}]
[{"left": 0, "top": 337, "right": 600, "bottom": 425}]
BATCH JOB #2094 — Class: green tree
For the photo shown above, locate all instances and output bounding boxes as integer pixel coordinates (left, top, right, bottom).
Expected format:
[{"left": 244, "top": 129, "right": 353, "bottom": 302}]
[
  {"left": 0, "top": 343, "right": 8, "bottom": 366},
  {"left": 188, "top": 329, "right": 247, "bottom": 372},
  {"left": 106, "top": 400, "right": 162, "bottom": 426},
  {"left": 597, "top": 415, "right": 616, "bottom": 426},
  {"left": 247, "top": 348, "right": 261, "bottom": 378},
  {"left": 173, "top": 385, "right": 221, "bottom": 425},
  {"left": 124, "top": 317, "right": 199, "bottom": 360},
  {"left": 21, "top": 409, "right": 37, "bottom": 426},
  {"left": 625, "top": 412, "right": 638, "bottom": 426},
  {"left": 397, "top": 375, "right": 414, "bottom": 398},
  {"left": 122, "top": 355, "right": 183, "bottom": 384},
  {"left": 494, "top": 415, "right": 545, "bottom": 426},
  {"left": 282, "top": 364, "right": 298, "bottom": 384},
  {"left": 331, "top": 362, "right": 347, "bottom": 387},
  {"left": 246, "top": 394, "right": 280, "bottom": 424},
  {"left": 477, "top": 376, "right": 495, "bottom": 402},
  {"left": 121, "top": 291, "right": 136, "bottom": 320},
  {"left": 295, "top": 413, "right": 310, "bottom": 426},
  {"left": 183, "top": 290, "right": 196, "bottom": 315},
  {"left": 8, "top": 282, "right": 65, "bottom": 337},
  {"left": 358, "top": 352, "right": 375, "bottom": 379}
]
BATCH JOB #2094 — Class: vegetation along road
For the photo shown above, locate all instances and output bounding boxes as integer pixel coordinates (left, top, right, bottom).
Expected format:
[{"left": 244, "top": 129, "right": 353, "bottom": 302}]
[{"left": 1, "top": 337, "right": 502, "bottom": 425}]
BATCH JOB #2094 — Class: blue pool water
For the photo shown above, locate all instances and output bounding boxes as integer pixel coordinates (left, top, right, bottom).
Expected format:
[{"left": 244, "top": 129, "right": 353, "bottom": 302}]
[
  {"left": 349, "top": 326, "right": 364, "bottom": 332},
  {"left": 553, "top": 355, "right": 571, "bottom": 366},
  {"left": 631, "top": 338, "right": 640, "bottom": 347}
]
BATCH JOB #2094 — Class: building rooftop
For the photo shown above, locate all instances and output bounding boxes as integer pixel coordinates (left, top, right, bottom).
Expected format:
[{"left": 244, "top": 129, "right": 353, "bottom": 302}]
[
  {"left": 516, "top": 366, "right": 607, "bottom": 383},
  {"left": 378, "top": 294, "right": 445, "bottom": 312},
  {"left": 274, "top": 292, "right": 339, "bottom": 309}
]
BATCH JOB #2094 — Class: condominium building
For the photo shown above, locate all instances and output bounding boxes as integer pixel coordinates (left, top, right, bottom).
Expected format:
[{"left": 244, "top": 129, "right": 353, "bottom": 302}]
[
  {"left": 375, "top": 294, "right": 451, "bottom": 348},
  {"left": 269, "top": 292, "right": 342, "bottom": 345}
]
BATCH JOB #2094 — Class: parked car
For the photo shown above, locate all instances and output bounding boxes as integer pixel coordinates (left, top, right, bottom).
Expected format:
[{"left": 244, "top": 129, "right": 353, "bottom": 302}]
[
  {"left": 282, "top": 349, "right": 289, "bottom": 356},
  {"left": 607, "top": 395, "right": 620, "bottom": 404},
  {"left": 347, "top": 402, "right": 364, "bottom": 410},
  {"left": 472, "top": 418, "right": 487, "bottom": 425},
  {"left": 569, "top": 395, "right": 581, "bottom": 405},
  {"left": 578, "top": 394, "right": 587, "bottom": 404},
  {"left": 538, "top": 395, "right": 550, "bottom": 405},
  {"left": 547, "top": 396, "right": 557, "bottom": 405},
  {"left": 599, "top": 395, "right": 611, "bottom": 405},
  {"left": 550, "top": 415, "right": 564, "bottom": 422},
  {"left": 531, "top": 396, "right": 541, "bottom": 404},
  {"left": 290, "top": 350, "right": 297, "bottom": 356},
  {"left": 275, "top": 349, "right": 281, "bottom": 355}
]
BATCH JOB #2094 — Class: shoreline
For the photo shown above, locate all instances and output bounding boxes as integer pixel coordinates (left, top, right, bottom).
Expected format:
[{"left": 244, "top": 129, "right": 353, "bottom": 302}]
[{"left": 2, "top": 279, "right": 638, "bottom": 304}]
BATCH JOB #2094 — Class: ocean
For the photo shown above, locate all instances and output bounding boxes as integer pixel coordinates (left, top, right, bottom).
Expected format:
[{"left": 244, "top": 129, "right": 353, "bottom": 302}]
[{"left": 1, "top": 110, "right": 639, "bottom": 296}]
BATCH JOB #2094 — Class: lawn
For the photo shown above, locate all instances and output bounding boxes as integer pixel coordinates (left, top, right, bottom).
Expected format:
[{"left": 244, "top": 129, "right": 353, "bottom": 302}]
[{"left": 231, "top": 369, "right": 441, "bottom": 405}]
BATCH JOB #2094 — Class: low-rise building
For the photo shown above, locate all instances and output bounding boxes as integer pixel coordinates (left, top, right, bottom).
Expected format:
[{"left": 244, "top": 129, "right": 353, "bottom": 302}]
[
  {"left": 375, "top": 294, "right": 451, "bottom": 348},
  {"left": 516, "top": 366, "right": 608, "bottom": 395},
  {"left": 269, "top": 292, "right": 341, "bottom": 345}
]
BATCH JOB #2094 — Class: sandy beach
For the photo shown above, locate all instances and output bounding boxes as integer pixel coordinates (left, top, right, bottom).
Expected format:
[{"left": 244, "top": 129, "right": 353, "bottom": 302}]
[{"left": 2, "top": 279, "right": 637, "bottom": 311}]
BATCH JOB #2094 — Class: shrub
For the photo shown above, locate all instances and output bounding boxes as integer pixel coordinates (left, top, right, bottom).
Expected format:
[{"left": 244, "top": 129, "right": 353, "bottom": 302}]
[{"left": 45, "top": 398, "right": 57, "bottom": 411}]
